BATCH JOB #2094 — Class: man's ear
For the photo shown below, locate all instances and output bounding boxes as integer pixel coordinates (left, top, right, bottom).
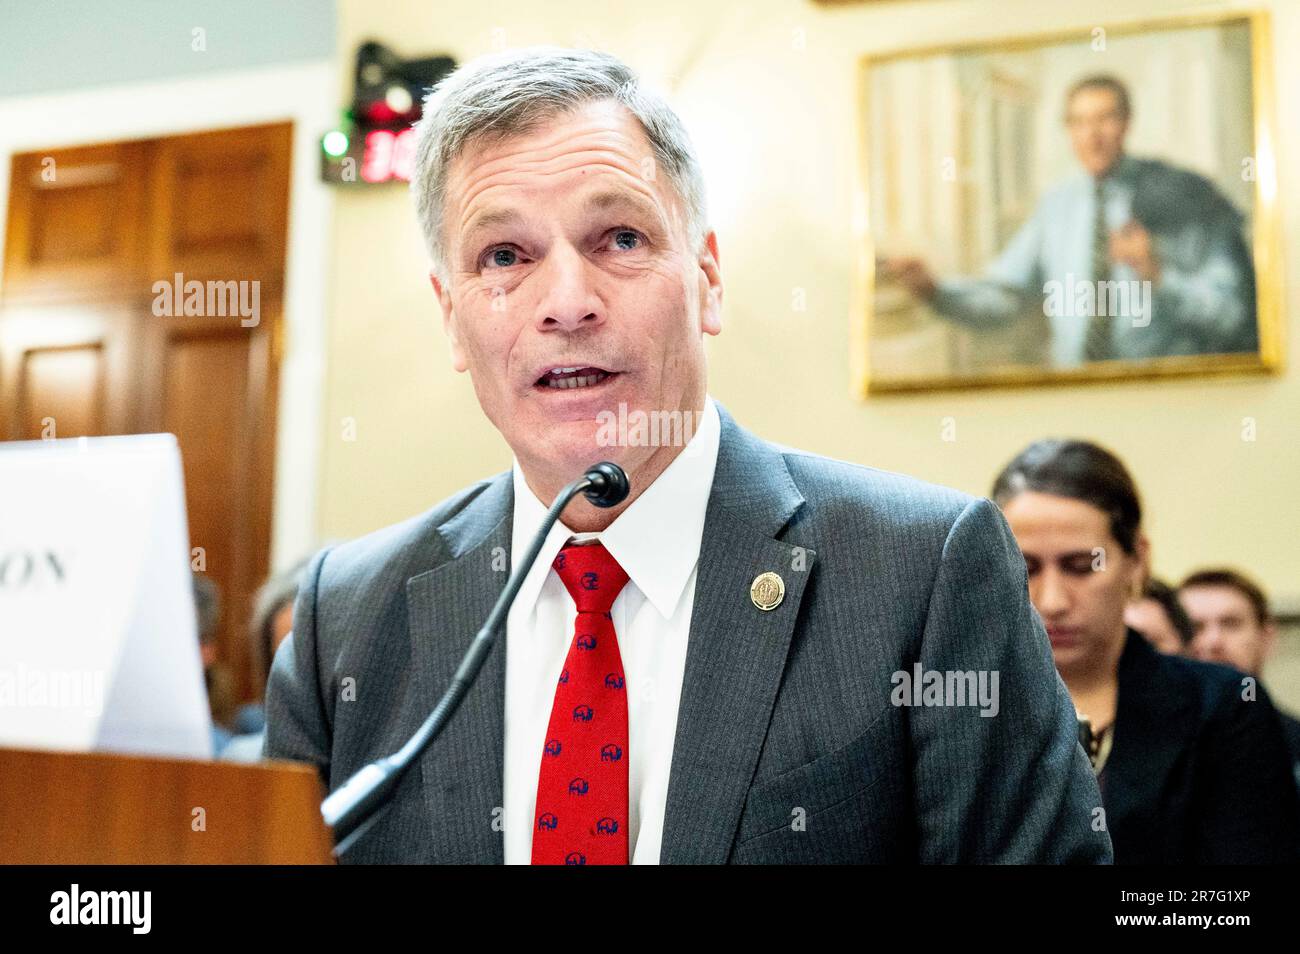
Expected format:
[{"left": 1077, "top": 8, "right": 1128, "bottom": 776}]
[
  {"left": 698, "top": 229, "right": 723, "bottom": 337},
  {"left": 1261, "top": 619, "right": 1280, "bottom": 661},
  {"left": 430, "top": 270, "right": 468, "bottom": 373}
]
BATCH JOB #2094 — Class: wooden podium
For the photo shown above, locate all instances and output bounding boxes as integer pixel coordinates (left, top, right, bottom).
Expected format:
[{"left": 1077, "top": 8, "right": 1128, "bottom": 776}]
[{"left": 0, "top": 747, "right": 335, "bottom": 864}]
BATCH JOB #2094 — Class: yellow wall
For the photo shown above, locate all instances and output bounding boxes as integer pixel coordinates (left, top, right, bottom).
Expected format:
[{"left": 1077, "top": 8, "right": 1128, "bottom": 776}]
[{"left": 318, "top": 0, "right": 1299, "bottom": 611}]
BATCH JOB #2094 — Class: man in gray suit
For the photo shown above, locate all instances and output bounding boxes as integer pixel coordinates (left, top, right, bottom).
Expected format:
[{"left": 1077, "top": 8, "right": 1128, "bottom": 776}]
[{"left": 266, "top": 46, "right": 1110, "bottom": 864}]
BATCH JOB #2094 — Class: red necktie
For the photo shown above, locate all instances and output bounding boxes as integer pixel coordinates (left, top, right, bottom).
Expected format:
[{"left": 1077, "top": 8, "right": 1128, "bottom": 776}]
[{"left": 531, "top": 541, "right": 630, "bottom": 865}]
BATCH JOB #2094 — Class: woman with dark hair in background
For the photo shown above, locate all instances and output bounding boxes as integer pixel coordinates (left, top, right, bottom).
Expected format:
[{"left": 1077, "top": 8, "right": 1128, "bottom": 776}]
[{"left": 991, "top": 439, "right": 1298, "bottom": 863}]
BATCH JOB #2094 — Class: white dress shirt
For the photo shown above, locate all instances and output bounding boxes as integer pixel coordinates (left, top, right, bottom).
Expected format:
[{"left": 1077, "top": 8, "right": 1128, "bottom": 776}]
[{"left": 503, "top": 395, "right": 721, "bottom": 864}]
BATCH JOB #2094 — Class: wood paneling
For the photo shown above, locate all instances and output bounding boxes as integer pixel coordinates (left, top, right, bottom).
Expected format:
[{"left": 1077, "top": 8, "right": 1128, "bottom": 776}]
[
  {"left": 2, "top": 142, "right": 149, "bottom": 304},
  {"left": 0, "top": 302, "right": 137, "bottom": 440},
  {"left": 147, "top": 124, "right": 291, "bottom": 291},
  {"left": 17, "top": 343, "right": 106, "bottom": 439}
]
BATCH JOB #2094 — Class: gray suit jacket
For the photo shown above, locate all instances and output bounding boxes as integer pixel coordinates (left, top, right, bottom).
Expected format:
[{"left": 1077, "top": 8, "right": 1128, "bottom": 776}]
[{"left": 265, "top": 403, "right": 1111, "bottom": 863}]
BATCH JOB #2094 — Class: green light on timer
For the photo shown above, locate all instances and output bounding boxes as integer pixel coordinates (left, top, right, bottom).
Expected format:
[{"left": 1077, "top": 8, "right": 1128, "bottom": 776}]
[{"left": 322, "top": 130, "right": 350, "bottom": 158}]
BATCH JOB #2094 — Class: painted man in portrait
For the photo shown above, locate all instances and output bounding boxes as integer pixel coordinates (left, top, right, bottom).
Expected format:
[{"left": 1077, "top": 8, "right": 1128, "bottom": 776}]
[{"left": 881, "top": 74, "right": 1256, "bottom": 368}]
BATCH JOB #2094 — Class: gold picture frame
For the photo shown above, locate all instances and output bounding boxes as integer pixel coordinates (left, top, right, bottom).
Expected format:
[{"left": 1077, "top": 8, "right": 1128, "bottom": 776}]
[{"left": 852, "top": 11, "right": 1283, "bottom": 395}]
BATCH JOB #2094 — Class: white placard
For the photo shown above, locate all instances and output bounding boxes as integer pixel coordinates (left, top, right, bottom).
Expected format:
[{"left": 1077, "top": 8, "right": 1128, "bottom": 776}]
[{"left": 0, "top": 434, "right": 213, "bottom": 758}]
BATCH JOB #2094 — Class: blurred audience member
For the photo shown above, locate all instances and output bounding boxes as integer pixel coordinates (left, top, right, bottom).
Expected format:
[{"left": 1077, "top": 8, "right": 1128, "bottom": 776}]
[
  {"left": 220, "top": 558, "right": 310, "bottom": 762},
  {"left": 193, "top": 573, "right": 237, "bottom": 753},
  {"left": 992, "top": 439, "right": 1298, "bottom": 863},
  {"left": 1125, "top": 578, "right": 1194, "bottom": 655},
  {"left": 1179, "top": 568, "right": 1300, "bottom": 787},
  {"left": 1180, "top": 569, "right": 1277, "bottom": 673}
]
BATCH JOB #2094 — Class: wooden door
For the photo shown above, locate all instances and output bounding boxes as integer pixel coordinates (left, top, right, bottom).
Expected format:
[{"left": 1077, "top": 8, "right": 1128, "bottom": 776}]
[{"left": 0, "top": 122, "right": 292, "bottom": 704}]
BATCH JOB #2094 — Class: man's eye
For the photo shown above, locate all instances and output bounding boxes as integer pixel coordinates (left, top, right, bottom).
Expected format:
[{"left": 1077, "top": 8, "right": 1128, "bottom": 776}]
[
  {"left": 607, "top": 228, "right": 643, "bottom": 251},
  {"left": 482, "top": 247, "right": 520, "bottom": 269}
]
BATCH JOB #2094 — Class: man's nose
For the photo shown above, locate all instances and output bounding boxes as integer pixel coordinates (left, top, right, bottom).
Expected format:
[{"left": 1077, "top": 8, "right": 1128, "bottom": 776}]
[
  {"left": 1194, "top": 625, "right": 1227, "bottom": 659},
  {"left": 534, "top": 243, "right": 603, "bottom": 332}
]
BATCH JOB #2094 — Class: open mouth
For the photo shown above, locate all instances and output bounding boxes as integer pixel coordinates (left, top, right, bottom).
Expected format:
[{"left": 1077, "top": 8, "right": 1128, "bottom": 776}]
[{"left": 534, "top": 366, "right": 617, "bottom": 390}]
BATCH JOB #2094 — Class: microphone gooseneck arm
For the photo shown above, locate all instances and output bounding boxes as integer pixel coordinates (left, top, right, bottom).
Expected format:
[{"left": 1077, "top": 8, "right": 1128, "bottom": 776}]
[{"left": 321, "top": 461, "right": 629, "bottom": 858}]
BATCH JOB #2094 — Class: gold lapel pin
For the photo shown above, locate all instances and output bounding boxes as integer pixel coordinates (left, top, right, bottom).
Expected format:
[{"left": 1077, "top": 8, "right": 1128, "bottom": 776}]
[{"left": 750, "top": 571, "right": 785, "bottom": 611}]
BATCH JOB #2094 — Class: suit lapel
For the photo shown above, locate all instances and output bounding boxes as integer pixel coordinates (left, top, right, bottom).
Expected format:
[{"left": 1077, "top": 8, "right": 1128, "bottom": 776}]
[
  {"left": 659, "top": 404, "right": 814, "bottom": 863},
  {"left": 407, "top": 476, "right": 513, "bottom": 863}
]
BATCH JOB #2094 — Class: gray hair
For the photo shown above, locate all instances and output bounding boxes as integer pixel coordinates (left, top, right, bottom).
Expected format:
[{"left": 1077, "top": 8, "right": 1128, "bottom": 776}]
[{"left": 410, "top": 46, "right": 709, "bottom": 278}]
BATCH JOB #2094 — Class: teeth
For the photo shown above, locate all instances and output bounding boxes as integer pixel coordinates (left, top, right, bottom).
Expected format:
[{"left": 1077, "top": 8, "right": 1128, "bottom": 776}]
[{"left": 544, "top": 370, "right": 609, "bottom": 389}]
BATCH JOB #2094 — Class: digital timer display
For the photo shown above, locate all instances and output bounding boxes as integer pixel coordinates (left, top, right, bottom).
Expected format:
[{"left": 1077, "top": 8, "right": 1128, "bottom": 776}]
[{"left": 319, "top": 43, "right": 454, "bottom": 187}]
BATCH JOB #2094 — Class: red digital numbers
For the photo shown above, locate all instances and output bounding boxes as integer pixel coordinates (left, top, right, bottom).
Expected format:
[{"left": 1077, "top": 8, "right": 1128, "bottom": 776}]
[{"left": 361, "top": 128, "right": 415, "bottom": 183}]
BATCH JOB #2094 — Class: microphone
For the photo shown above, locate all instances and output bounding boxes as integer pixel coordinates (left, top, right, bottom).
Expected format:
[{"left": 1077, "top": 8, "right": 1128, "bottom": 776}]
[
  {"left": 581, "top": 460, "right": 630, "bottom": 508},
  {"left": 320, "top": 461, "right": 630, "bottom": 857}
]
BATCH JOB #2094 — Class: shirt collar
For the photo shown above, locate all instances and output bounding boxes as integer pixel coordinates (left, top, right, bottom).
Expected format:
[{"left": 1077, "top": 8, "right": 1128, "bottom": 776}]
[
  {"left": 1097, "top": 154, "right": 1138, "bottom": 188},
  {"left": 509, "top": 395, "right": 722, "bottom": 620}
]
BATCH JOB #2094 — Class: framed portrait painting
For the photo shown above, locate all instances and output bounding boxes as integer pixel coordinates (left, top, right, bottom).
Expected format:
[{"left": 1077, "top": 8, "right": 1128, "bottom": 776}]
[{"left": 855, "top": 12, "right": 1282, "bottom": 393}]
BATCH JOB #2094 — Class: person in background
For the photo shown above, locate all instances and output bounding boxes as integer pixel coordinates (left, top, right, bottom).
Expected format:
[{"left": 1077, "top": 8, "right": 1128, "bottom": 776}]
[
  {"left": 1179, "top": 568, "right": 1300, "bottom": 789},
  {"left": 221, "top": 558, "right": 310, "bottom": 762},
  {"left": 193, "top": 573, "right": 237, "bottom": 754},
  {"left": 1125, "top": 577, "right": 1194, "bottom": 656},
  {"left": 882, "top": 74, "right": 1255, "bottom": 366},
  {"left": 992, "top": 439, "right": 1298, "bottom": 863}
]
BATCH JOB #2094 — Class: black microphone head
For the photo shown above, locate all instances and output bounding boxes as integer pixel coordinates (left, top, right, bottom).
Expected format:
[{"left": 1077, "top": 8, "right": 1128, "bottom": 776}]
[{"left": 582, "top": 462, "right": 630, "bottom": 508}]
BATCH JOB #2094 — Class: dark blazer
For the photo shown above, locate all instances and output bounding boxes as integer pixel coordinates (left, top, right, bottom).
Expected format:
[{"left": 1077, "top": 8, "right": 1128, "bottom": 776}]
[
  {"left": 1126, "top": 156, "right": 1258, "bottom": 356},
  {"left": 265, "top": 403, "right": 1110, "bottom": 863},
  {"left": 1104, "top": 631, "right": 1300, "bottom": 863},
  {"left": 1280, "top": 710, "right": 1300, "bottom": 790}
]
